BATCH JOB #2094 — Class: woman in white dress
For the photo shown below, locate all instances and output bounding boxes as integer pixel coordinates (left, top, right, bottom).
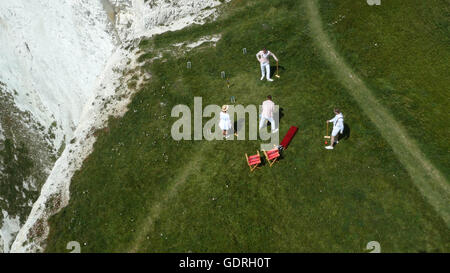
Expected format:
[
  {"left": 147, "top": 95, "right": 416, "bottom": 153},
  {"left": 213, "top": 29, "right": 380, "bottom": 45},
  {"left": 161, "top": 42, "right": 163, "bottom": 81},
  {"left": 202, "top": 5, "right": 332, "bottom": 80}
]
[{"left": 219, "top": 105, "right": 232, "bottom": 138}]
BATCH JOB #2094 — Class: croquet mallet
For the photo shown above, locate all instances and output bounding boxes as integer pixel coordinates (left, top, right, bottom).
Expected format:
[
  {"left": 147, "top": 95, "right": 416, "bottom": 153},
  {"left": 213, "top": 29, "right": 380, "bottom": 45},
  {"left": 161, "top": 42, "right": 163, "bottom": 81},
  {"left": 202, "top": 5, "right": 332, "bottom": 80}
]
[
  {"left": 324, "top": 122, "right": 331, "bottom": 140},
  {"left": 275, "top": 61, "right": 280, "bottom": 78}
]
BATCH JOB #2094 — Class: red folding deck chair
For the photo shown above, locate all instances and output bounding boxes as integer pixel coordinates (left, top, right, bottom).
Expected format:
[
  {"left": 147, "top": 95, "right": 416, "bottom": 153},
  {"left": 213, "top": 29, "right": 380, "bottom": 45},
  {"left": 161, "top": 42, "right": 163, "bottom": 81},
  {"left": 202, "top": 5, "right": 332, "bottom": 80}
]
[
  {"left": 245, "top": 151, "right": 261, "bottom": 172},
  {"left": 263, "top": 149, "right": 281, "bottom": 167},
  {"left": 280, "top": 126, "right": 298, "bottom": 150}
]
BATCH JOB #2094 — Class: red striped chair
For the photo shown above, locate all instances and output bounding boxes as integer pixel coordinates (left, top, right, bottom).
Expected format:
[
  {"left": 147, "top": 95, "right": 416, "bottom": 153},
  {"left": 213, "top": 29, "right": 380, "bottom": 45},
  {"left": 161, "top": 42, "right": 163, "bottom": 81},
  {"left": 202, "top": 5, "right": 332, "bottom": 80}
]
[
  {"left": 245, "top": 151, "right": 262, "bottom": 172},
  {"left": 263, "top": 148, "right": 281, "bottom": 167}
]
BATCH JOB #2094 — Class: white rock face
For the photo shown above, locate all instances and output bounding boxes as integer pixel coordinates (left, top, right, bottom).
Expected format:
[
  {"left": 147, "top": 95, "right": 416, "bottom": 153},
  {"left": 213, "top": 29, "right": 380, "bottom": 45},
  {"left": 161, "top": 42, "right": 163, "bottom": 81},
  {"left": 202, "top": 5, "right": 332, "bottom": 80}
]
[
  {"left": 117, "top": 0, "right": 224, "bottom": 40},
  {"left": 1, "top": 0, "right": 228, "bottom": 253},
  {"left": 0, "top": 0, "right": 116, "bottom": 149},
  {"left": 0, "top": 0, "right": 116, "bottom": 253},
  {"left": 0, "top": 210, "right": 21, "bottom": 253}
]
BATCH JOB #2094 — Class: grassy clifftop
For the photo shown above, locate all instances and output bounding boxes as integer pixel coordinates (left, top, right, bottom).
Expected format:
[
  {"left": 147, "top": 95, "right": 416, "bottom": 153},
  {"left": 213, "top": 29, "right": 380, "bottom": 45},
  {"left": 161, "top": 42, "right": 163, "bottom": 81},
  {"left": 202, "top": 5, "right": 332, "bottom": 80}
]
[
  {"left": 46, "top": 0, "right": 449, "bottom": 252},
  {"left": 319, "top": 0, "right": 449, "bottom": 179}
]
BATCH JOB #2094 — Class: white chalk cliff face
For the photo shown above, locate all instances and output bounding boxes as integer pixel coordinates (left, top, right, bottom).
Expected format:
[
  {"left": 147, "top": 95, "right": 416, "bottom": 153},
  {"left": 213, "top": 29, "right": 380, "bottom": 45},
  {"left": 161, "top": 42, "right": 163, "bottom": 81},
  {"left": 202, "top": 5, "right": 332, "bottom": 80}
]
[
  {"left": 0, "top": 0, "right": 228, "bottom": 253},
  {"left": 0, "top": 0, "right": 116, "bottom": 149}
]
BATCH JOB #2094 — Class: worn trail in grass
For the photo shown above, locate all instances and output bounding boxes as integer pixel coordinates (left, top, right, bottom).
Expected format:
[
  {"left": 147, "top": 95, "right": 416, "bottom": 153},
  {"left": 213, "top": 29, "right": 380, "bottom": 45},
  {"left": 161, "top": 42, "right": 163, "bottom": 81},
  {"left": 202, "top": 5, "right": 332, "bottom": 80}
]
[
  {"left": 306, "top": 0, "right": 450, "bottom": 226},
  {"left": 129, "top": 145, "right": 207, "bottom": 253}
]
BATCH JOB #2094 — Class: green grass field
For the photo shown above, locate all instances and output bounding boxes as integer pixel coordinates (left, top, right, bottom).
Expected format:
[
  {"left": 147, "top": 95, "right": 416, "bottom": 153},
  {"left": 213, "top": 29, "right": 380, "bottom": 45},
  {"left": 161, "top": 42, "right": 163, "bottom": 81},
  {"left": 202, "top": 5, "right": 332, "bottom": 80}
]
[{"left": 45, "top": 0, "right": 449, "bottom": 252}]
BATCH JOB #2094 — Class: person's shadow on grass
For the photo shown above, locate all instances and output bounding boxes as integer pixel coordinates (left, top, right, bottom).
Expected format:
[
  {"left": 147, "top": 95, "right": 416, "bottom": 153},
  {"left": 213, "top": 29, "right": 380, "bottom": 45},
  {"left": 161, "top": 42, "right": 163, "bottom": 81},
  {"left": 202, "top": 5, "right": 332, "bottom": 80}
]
[
  {"left": 270, "top": 65, "right": 286, "bottom": 78},
  {"left": 338, "top": 122, "right": 351, "bottom": 141},
  {"left": 234, "top": 118, "right": 246, "bottom": 136},
  {"left": 272, "top": 107, "right": 284, "bottom": 129}
]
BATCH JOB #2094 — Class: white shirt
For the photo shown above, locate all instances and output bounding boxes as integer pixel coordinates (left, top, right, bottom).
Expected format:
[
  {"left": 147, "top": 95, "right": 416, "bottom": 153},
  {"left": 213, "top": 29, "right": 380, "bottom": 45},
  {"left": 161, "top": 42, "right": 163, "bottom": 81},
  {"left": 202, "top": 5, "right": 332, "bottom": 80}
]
[
  {"left": 329, "top": 113, "right": 344, "bottom": 130},
  {"left": 256, "top": 50, "right": 278, "bottom": 64},
  {"left": 261, "top": 100, "right": 275, "bottom": 118}
]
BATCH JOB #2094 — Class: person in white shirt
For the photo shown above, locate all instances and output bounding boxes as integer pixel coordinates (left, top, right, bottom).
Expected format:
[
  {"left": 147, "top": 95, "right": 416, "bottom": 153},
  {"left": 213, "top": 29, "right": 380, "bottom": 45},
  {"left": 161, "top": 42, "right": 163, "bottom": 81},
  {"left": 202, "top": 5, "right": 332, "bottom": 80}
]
[
  {"left": 256, "top": 48, "right": 278, "bottom": 82},
  {"left": 259, "top": 95, "right": 278, "bottom": 133},
  {"left": 325, "top": 108, "right": 344, "bottom": 150},
  {"left": 219, "top": 105, "right": 232, "bottom": 138}
]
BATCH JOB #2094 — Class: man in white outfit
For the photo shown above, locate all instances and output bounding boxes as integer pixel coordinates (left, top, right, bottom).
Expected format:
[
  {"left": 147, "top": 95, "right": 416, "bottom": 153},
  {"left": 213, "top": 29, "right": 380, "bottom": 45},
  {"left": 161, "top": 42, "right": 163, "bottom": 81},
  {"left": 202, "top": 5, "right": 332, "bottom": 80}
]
[
  {"left": 259, "top": 95, "right": 278, "bottom": 133},
  {"left": 325, "top": 108, "right": 344, "bottom": 150},
  {"left": 256, "top": 48, "right": 278, "bottom": 82}
]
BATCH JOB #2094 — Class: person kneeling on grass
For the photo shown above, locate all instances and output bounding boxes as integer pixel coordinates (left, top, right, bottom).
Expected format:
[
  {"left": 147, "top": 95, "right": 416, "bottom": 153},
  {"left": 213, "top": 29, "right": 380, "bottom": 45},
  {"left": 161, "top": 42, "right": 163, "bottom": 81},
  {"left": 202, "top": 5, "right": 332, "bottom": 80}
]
[
  {"left": 256, "top": 47, "right": 278, "bottom": 82},
  {"left": 259, "top": 95, "right": 278, "bottom": 133},
  {"left": 325, "top": 108, "right": 344, "bottom": 150},
  {"left": 219, "top": 105, "right": 232, "bottom": 138}
]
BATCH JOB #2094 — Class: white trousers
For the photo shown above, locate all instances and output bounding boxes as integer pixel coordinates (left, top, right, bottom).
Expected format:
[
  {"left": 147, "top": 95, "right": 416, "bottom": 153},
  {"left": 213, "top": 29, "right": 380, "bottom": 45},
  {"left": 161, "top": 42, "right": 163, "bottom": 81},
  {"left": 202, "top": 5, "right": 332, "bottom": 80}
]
[
  {"left": 260, "top": 63, "right": 271, "bottom": 79},
  {"left": 259, "top": 116, "right": 276, "bottom": 131}
]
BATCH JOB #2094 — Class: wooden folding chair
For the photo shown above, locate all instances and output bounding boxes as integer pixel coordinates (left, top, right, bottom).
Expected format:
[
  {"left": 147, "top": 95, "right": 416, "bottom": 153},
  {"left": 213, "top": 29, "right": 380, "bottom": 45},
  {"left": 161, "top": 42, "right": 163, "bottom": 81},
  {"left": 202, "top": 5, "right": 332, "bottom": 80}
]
[
  {"left": 245, "top": 151, "right": 261, "bottom": 172},
  {"left": 263, "top": 148, "right": 281, "bottom": 167}
]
